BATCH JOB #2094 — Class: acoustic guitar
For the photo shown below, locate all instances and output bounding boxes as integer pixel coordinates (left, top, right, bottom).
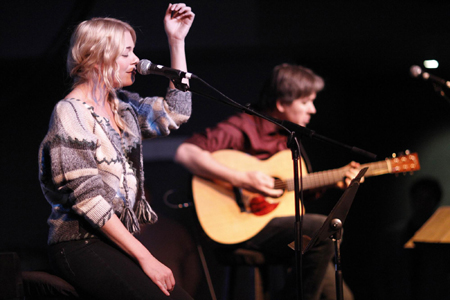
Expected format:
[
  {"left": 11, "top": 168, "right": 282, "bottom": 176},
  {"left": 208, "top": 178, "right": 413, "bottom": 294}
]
[{"left": 192, "top": 149, "right": 420, "bottom": 244}]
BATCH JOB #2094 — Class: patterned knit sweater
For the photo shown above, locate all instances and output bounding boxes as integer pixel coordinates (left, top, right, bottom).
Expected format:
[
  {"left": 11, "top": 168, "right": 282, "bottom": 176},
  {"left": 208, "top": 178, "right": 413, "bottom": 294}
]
[{"left": 38, "top": 88, "right": 191, "bottom": 245}]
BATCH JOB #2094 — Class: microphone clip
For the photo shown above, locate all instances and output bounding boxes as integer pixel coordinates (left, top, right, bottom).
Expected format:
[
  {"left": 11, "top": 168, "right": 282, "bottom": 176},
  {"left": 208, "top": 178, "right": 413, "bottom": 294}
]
[{"left": 171, "top": 78, "right": 190, "bottom": 92}]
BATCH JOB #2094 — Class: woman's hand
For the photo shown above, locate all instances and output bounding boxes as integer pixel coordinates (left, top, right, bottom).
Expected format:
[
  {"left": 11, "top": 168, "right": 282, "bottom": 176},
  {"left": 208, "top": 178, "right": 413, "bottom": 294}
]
[
  {"left": 164, "top": 3, "right": 195, "bottom": 44},
  {"left": 139, "top": 255, "right": 175, "bottom": 296},
  {"left": 100, "top": 215, "right": 176, "bottom": 296}
]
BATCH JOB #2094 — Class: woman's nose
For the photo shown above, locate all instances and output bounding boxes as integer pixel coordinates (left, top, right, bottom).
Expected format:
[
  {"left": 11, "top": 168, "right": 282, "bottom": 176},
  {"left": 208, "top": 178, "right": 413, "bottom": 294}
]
[{"left": 133, "top": 53, "right": 140, "bottom": 64}]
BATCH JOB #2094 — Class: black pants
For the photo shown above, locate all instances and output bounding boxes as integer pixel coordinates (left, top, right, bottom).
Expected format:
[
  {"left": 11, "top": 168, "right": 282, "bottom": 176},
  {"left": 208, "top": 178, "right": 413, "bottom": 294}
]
[
  {"left": 48, "top": 238, "right": 194, "bottom": 300},
  {"left": 244, "top": 214, "right": 335, "bottom": 300}
]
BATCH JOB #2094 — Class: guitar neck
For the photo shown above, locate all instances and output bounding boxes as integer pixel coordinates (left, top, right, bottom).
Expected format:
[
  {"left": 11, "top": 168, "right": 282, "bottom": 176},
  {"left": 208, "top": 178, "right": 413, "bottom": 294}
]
[{"left": 285, "top": 160, "right": 391, "bottom": 191}]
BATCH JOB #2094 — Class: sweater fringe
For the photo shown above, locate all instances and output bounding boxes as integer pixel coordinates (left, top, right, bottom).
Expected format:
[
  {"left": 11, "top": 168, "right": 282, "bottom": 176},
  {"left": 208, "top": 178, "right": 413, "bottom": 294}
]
[{"left": 120, "top": 207, "right": 140, "bottom": 233}]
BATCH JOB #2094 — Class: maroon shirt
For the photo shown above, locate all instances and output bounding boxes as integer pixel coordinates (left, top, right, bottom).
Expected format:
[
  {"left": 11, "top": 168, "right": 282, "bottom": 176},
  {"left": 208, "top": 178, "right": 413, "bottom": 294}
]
[{"left": 185, "top": 112, "right": 289, "bottom": 160}]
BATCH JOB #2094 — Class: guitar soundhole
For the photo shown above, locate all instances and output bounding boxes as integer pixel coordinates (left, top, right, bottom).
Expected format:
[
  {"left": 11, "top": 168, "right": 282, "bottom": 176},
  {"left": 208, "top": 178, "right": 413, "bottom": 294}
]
[{"left": 249, "top": 195, "right": 279, "bottom": 216}]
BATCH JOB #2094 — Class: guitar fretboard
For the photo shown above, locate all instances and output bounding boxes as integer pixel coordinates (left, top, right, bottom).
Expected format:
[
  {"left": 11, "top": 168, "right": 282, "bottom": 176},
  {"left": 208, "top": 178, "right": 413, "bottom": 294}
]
[{"left": 280, "top": 160, "right": 390, "bottom": 191}]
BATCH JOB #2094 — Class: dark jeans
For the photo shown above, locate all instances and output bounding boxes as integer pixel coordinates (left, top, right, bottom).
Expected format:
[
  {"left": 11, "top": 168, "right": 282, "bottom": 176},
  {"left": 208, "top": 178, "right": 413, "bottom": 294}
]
[
  {"left": 48, "top": 238, "right": 194, "bottom": 300},
  {"left": 244, "top": 214, "right": 335, "bottom": 300}
]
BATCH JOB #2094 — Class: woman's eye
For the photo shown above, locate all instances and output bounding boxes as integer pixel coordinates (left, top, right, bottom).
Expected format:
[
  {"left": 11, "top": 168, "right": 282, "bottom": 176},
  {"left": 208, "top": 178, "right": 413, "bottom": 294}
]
[{"left": 122, "top": 55, "right": 129, "bottom": 58}]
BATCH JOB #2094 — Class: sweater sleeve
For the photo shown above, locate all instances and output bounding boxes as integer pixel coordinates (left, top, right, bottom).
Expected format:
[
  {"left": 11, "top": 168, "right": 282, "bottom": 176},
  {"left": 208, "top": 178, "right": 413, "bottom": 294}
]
[
  {"left": 117, "top": 88, "right": 192, "bottom": 139},
  {"left": 39, "top": 99, "right": 114, "bottom": 230}
]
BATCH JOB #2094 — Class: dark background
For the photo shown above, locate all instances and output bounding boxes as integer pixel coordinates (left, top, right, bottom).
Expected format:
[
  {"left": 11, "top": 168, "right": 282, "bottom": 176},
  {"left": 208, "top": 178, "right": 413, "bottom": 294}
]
[{"left": 2, "top": 1, "right": 450, "bottom": 299}]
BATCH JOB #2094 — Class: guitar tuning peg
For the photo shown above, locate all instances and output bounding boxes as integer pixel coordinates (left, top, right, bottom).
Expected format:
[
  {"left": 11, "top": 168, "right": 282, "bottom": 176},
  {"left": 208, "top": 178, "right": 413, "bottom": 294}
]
[
  {"left": 405, "top": 149, "right": 410, "bottom": 155},
  {"left": 392, "top": 153, "right": 397, "bottom": 158}
]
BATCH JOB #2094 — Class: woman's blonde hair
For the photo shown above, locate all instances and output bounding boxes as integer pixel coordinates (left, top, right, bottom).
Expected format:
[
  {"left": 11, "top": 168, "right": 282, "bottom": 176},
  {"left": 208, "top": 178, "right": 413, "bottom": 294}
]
[{"left": 67, "top": 17, "right": 136, "bottom": 130}]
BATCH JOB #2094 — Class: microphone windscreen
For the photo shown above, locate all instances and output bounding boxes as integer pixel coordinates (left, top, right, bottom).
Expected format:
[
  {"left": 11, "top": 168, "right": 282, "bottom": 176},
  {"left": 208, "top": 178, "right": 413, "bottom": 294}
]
[
  {"left": 137, "top": 59, "right": 152, "bottom": 75},
  {"left": 410, "top": 65, "right": 422, "bottom": 78}
]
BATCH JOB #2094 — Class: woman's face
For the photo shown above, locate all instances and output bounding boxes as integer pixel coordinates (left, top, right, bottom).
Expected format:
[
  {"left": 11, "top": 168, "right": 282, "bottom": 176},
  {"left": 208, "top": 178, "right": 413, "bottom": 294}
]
[{"left": 116, "top": 31, "right": 139, "bottom": 87}]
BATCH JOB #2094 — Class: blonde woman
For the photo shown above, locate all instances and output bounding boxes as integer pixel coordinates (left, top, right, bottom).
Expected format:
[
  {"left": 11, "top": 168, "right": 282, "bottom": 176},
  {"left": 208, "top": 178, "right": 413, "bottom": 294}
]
[{"left": 38, "top": 4, "right": 195, "bottom": 300}]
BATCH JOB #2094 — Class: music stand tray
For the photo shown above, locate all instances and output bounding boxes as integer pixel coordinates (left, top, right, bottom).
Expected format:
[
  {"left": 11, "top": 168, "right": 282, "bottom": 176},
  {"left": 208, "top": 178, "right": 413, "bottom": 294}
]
[
  {"left": 302, "top": 167, "right": 367, "bottom": 253},
  {"left": 294, "top": 167, "right": 368, "bottom": 300}
]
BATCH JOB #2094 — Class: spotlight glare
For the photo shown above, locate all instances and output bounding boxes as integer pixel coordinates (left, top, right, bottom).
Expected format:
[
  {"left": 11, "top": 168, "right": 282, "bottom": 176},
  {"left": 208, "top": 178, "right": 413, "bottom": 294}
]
[{"left": 423, "top": 60, "right": 439, "bottom": 69}]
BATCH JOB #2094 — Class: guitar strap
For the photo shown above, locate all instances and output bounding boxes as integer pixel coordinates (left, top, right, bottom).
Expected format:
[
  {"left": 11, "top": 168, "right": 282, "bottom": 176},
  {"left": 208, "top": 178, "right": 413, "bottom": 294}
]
[
  {"left": 300, "top": 148, "right": 313, "bottom": 173},
  {"left": 232, "top": 186, "right": 246, "bottom": 212},
  {"left": 299, "top": 141, "right": 312, "bottom": 173}
]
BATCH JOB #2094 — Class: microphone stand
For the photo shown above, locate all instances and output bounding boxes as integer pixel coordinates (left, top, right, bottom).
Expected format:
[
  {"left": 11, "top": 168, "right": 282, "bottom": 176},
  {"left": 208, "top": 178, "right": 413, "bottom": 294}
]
[{"left": 170, "top": 74, "right": 376, "bottom": 300}]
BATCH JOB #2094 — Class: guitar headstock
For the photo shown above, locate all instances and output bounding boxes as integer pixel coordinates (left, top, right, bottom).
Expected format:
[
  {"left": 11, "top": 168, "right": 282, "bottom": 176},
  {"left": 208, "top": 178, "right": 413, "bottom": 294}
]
[{"left": 387, "top": 150, "right": 420, "bottom": 174}]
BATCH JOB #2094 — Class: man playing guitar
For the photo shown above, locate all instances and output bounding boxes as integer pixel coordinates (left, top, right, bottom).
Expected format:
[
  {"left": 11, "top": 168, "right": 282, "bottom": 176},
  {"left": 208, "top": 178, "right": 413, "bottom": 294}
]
[{"left": 175, "top": 63, "right": 361, "bottom": 300}]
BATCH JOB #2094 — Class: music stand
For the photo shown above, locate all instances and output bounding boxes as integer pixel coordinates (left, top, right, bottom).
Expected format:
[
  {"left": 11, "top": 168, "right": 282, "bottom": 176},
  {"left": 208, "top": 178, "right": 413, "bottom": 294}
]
[{"left": 292, "top": 167, "right": 368, "bottom": 300}]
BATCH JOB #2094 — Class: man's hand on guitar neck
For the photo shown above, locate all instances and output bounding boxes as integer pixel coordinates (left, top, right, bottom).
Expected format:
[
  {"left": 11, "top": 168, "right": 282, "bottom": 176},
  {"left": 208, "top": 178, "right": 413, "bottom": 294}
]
[{"left": 336, "top": 161, "right": 364, "bottom": 189}]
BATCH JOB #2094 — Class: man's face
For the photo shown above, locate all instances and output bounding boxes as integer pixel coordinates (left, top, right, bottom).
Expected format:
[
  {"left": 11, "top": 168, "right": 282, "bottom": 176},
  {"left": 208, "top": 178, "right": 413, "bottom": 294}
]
[{"left": 277, "top": 92, "right": 317, "bottom": 127}]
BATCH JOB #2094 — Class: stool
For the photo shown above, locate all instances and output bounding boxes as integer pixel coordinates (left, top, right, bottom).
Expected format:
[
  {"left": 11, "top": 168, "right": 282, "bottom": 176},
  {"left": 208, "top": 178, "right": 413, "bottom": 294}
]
[{"left": 215, "top": 248, "right": 270, "bottom": 300}]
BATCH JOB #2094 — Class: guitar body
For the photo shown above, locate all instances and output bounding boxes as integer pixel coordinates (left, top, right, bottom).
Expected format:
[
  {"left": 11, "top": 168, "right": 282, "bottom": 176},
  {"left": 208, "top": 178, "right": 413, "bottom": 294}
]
[{"left": 192, "top": 149, "right": 307, "bottom": 244}]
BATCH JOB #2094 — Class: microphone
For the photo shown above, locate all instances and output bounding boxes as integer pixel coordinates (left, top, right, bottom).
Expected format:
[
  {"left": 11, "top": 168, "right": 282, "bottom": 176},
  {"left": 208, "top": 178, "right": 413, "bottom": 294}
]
[
  {"left": 137, "top": 59, "right": 194, "bottom": 80},
  {"left": 410, "top": 65, "right": 450, "bottom": 89}
]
